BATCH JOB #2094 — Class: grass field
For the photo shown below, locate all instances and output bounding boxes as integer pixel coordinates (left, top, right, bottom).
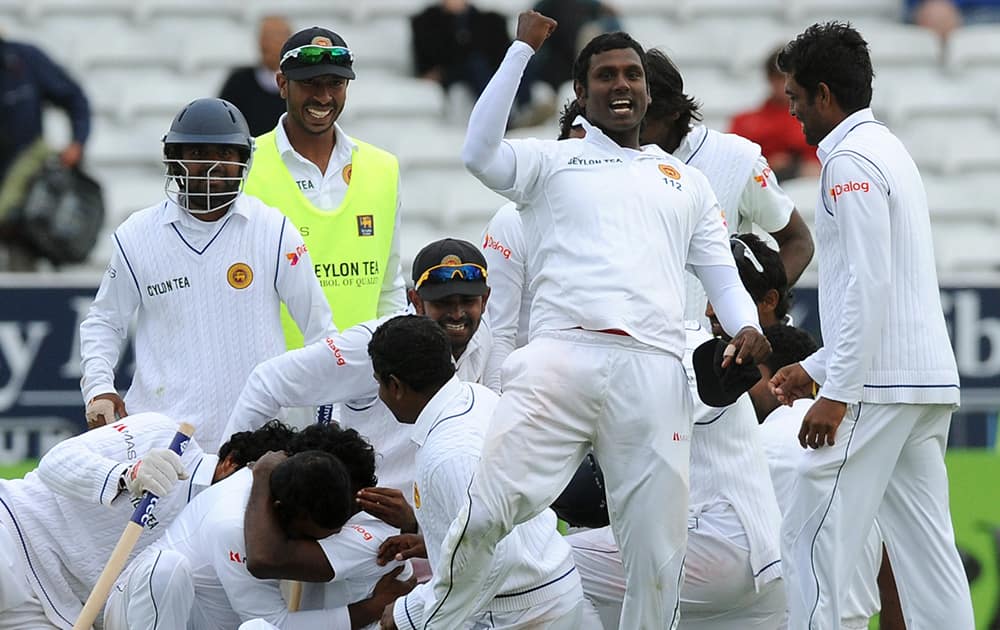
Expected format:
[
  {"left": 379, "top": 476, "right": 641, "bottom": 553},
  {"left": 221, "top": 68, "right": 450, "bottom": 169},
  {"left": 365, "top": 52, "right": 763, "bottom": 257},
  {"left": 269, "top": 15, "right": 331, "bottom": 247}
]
[{"left": 0, "top": 460, "right": 37, "bottom": 480}]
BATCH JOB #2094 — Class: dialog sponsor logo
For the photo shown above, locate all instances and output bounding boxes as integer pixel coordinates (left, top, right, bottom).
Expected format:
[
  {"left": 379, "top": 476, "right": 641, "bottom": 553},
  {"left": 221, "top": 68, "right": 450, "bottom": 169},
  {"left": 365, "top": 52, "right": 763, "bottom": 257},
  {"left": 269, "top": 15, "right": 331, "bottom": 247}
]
[{"left": 829, "top": 180, "right": 870, "bottom": 201}]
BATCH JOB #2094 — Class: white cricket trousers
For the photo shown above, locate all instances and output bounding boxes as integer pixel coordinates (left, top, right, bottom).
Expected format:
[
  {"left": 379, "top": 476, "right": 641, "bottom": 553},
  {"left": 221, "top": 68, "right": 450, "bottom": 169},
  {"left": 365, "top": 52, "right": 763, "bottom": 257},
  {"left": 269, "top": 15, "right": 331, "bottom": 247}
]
[
  {"left": 568, "top": 505, "right": 787, "bottom": 630},
  {"left": 103, "top": 548, "right": 194, "bottom": 630},
  {"left": 428, "top": 329, "right": 693, "bottom": 630},
  {"left": 0, "top": 522, "right": 55, "bottom": 630},
  {"left": 782, "top": 402, "right": 974, "bottom": 630}
]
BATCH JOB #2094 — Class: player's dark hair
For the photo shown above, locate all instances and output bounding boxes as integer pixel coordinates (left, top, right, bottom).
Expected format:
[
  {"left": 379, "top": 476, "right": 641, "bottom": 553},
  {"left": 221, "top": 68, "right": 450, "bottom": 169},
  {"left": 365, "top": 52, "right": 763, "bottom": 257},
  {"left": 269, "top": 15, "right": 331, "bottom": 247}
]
[
  {"left": 217, "top": 419, "right": 295, "bottom": 467},
  {"left": 573, "top": 31, "right": 647, "bottom": 94},
  {"left": 270, "top": 450, "right": 352, "bottom": 530},
  {"left": 777, "top": 21, "right": 873, "bottom": 114},
  {"left": 761, "top": 324, "right": 819, "bottom": 374},
  {"left": 557, "top": 99, "right": 585, "bottom": 140},
  {"left": 645, "top": 48, "right": 702, "bottom": 131},
  {"left": 368, "top": 315, "right": 455, "bottom": 394},
  {"left": 731, "top": 233, "right": 791, "bottom": 320},
  {"left": 288, "top": 424, "right": 377, "bottom": 493}
]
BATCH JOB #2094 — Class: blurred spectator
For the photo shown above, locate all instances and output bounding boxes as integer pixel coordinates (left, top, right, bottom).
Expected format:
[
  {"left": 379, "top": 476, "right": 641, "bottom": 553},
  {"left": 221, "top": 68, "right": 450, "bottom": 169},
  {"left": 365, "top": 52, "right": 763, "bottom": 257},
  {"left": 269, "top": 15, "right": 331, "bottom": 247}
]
[
  {"left": 0, "top": 34, "right": 90, "bottom": 270},
  {"left": 728, "top": 47, "right": 820, "bottom": 181},
  {"left": 219, "top": 15, "right": 291, "bottom": 137},
  {"left": 907, "top": 0, "right": 1000, "bottom": 39},
  {"left": 526, "top": 0, "right": 621, "bottom": 91},
  {"left": 410, "top": 0, "right": 511, "bottom": 99}
]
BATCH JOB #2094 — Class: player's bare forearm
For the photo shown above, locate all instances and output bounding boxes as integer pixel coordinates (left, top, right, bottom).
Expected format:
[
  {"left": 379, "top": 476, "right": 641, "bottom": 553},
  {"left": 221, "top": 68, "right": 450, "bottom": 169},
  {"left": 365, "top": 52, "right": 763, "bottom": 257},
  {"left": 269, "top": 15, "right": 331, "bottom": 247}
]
[
  {"left": 353, "top": 566, "right": 415, "bottom": 629},
  {"left": 771, "top": 210, "right": 814, "bottom": 285},
  {"left": 244, "top": 452, "right": 334, "bottom": 581}
]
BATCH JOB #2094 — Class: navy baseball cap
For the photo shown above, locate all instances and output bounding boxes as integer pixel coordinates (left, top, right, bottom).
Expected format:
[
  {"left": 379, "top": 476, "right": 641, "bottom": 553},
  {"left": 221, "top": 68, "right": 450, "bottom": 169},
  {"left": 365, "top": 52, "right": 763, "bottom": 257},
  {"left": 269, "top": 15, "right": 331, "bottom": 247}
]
[
  {"left": 280, "top": 27, "right": 356, "bottom": 81},
  {"left": 692, "top": 337, "right": 763, "bottom": 407},
  {"left": 411, "top": 239, "right": 489, "bottom": 301}
]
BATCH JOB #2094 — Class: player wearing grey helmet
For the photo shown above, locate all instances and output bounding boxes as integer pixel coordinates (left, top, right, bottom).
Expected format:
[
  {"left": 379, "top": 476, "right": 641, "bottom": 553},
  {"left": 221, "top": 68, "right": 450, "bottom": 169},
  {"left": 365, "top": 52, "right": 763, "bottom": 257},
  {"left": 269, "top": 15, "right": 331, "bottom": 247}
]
[
  {"left": 79, "top": 97, "right": 335, "bottom": 453},
  {"left": 161, "top": 98, "right": 255, "bottom": 216}
]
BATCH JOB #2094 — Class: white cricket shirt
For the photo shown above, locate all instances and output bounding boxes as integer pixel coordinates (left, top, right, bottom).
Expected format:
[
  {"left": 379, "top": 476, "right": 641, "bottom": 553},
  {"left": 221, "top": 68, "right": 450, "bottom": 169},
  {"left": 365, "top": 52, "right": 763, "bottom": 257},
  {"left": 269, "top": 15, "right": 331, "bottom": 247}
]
[
  {"left": 463, "top": 41, "right": 754, "bottom": 359},
  {"left": 393, "top": 377, "right": 578, "bottom": 629},
  {"left": 0, "top": 412, "right": 211, "bottom": 629},
  {"left": 683, "top": 323, "right": 784, "bottom": 588},
  {"left": 80, "top": 195, "right": 335, "bottom": 453},
  {"left": 274, "top": 116, "right": 406, "bottom": 315},
  {"left": 675, "top": 125, "right": 797, "bottom": 323},
  {"left": 801, "top": 108, "right": 960, "bottom": 405},
  {"left": 480, "top": 202, "right": 531, "bottom": 392},
  {"left": 303, "top": 511, "right": 409, "bottom": 630},
  {"left": 221, "top": 313, "right": 493, "bottom": 495},
  {"left": 140, "top": 468, "right": 341, "bottom": 629}
]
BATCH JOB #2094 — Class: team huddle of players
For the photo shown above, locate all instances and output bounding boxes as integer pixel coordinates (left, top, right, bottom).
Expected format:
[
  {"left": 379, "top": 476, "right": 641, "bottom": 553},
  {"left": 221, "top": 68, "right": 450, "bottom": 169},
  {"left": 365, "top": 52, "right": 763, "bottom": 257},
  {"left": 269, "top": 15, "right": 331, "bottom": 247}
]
[{"left": 0, "top": 8, "right": 978, "bottom": 630}]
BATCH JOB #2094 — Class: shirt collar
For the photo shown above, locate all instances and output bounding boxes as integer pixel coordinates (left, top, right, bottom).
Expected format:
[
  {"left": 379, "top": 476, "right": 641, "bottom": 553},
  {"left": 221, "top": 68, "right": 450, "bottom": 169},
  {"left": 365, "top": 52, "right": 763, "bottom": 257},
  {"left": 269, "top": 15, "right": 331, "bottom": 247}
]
[
  {"left": 159, "top": 196, "right": 252, "bottom": 226},
  {"left": 578, "top": 117, "right": 655, "bottom": 158},
  {"left": 191, "top": 454, "right": 218, "bottom": 490},
  {"left": 817, "top": 107, "right": 876, "bottom": 162},
  {"left": 275, "top": 113, "right": 357, "bottom": 161},
  {"left": 411, "top": 376, "right": 465, "bottom": 447},
  {"left": 672, "top": 124, "right": 706, "bottom": 163}
]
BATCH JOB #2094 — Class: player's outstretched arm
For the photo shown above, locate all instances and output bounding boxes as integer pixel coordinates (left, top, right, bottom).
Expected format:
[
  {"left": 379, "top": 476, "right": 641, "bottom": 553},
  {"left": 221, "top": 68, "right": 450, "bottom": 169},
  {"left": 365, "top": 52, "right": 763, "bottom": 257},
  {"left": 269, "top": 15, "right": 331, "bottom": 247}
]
[{"left": 461, "top": 11, "right": 556, "bottom": 191}]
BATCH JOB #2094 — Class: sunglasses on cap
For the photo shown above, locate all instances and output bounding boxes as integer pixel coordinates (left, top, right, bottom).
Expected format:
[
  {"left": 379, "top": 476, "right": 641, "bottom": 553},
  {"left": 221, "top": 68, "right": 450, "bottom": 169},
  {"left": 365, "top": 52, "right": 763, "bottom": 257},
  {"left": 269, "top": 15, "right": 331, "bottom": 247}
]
[
  {"left": 280, "top": 44, "right": 354, "bottom": 67},
  {"left": 730, "top": 236, "right": 764, "bottom": 274},
  {"left": 415, "top": 263, "right": 487, "bottom": 290}
]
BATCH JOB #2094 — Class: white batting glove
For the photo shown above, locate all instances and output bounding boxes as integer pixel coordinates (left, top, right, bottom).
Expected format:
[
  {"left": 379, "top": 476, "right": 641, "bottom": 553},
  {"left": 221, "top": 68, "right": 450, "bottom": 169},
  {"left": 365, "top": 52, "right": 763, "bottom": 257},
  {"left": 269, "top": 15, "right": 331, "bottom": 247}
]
[
  {"left": 85, "top": 398, "right": 116, "bottom": 429},
  {"left": 121, "top": 449, "right": 189, "bottom": 498}
]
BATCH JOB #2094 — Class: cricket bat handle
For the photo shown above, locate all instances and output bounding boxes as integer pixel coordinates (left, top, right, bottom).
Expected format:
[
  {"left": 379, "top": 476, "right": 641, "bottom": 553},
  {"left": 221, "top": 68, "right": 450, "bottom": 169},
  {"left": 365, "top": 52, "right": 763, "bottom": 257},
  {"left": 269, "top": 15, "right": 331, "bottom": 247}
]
[{"left": 72, "top": 422, "right": 195, "bottom": 630}]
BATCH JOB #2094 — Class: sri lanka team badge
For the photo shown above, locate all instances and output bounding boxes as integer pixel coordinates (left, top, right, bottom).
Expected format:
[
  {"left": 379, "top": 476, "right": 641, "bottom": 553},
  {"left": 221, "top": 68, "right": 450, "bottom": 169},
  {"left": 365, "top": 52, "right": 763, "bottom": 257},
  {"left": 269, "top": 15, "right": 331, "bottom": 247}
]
[
  {"left": 227, "top": 263, "right": 253, "bottom": 289},
  {"left": 659, "top": 164, "right": 681, "bottom": 179},
  {"left": 413, "top": 482, "right": 421, "bottom": 509},
  {"left": 357, "top": 214, "right": 374, "bottom": 236}
]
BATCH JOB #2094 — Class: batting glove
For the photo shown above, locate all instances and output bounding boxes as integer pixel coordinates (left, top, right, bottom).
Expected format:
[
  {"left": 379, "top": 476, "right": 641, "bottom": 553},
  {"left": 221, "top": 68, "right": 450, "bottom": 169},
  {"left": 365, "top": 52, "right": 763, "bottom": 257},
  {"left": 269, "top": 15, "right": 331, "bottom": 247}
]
[
  {"left": 85, "top": 398, "right": 116, "bottom": 429},
  {"left": 121, "top": 449, "right": 189, "bottom": 498}
]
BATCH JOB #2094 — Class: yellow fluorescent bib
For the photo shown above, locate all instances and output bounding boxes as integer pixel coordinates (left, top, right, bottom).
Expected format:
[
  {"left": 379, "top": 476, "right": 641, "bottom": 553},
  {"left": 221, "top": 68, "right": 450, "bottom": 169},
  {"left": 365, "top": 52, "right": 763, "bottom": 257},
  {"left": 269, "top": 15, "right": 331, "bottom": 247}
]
[{"left": 246, "top": 130, "right": 398, "bottom": 346}]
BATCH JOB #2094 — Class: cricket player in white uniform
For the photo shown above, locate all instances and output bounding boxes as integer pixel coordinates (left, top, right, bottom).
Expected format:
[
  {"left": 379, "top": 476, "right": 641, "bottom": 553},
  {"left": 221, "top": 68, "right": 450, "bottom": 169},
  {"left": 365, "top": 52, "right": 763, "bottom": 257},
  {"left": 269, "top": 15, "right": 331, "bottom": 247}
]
[
  {"left": 431, "top": 13, "right": 769, "bottom": 630},
  {"left": 220, "top": 238, "right": 495, "bottom": 497},
  {"left": 79, "top": 97, "right": 334, "bottom": 453},
  {"left": 568, "top": 321, "right": 786, "bottom": 630},
  {"left": 751, "top": 324, "right": 881, "bottom": 630},
  {"left": 103, "top": 449, "right": 355, "bottom": 630},
  {"left": 0, "top": 412, "right": 289, "bottom": 629},
  {"left": 481, "top": 52, "right": 813, "bottom": 389},
  {"left": 769, "top": 22, "right": 974, "bottom": 629},
  {"left": 231, "top": 425, "right": 417, "bottom": 630},
  {"left": 638, "top": 48, "right": 814, "bottom": 326},
  {"left": 368, "top": 315, "right": 591, "bottom": 630}
]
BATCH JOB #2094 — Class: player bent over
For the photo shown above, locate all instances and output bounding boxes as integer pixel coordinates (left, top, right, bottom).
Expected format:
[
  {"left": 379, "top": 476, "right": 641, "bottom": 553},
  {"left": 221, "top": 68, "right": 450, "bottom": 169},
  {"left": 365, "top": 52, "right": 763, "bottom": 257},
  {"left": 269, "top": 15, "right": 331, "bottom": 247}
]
[{"left": 0, "top": 412, "right": 292, "bottom": 629}]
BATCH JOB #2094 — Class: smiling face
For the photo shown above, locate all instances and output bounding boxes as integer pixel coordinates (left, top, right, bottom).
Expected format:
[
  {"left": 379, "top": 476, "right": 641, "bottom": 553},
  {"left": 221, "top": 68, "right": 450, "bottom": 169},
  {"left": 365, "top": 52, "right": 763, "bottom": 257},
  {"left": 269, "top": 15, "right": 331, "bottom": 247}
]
[
  {"left": 279, "top": 73, "right": 348, "bottom": 136},
  {"left": 784, "top": 74, "right": 832, "bottom": 147},
  {"left": 575, "top": 47, "right": 650, "bottom": 148},
  {"left": 409, "top": 291, "right": 489, "bottom": 360}
]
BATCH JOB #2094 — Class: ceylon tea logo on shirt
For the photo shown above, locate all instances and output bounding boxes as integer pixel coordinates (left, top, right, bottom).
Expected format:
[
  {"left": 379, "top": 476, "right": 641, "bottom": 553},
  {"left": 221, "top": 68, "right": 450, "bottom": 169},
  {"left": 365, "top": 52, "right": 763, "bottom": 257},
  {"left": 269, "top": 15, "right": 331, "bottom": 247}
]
[
  {"left": 227, "top": 263, "right": 253, "bottom": 289},
  {"left": 342, "top": 164, "right": 353, "bottom": 184},
  {"left": 413, "top": 482, "right": 421, "bottom": 509}
]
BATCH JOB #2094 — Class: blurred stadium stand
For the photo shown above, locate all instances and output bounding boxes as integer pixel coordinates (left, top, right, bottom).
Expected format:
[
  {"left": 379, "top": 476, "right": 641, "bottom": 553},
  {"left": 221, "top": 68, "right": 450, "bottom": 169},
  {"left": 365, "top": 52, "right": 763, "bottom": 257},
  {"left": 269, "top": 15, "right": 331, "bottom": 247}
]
[{"left": 1, "top": 0, "right": 997, "bottom": 277}]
